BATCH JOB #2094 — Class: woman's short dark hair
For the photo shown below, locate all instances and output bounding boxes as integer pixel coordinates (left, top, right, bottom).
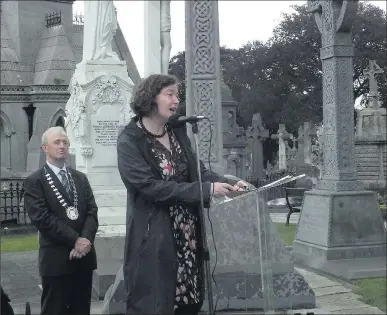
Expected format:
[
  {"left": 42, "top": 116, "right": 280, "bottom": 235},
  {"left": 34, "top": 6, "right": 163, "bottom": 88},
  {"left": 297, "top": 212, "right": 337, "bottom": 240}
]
[{"left": 130, "top": 74, "right": 179, "bottom": 117}]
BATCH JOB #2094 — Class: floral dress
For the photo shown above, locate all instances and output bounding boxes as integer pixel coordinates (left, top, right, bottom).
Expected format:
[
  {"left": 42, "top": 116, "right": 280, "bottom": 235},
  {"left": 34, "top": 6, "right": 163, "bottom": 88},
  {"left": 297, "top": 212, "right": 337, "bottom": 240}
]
[{"left": 145, "top": 129, "right": 201, "bottom": 308}]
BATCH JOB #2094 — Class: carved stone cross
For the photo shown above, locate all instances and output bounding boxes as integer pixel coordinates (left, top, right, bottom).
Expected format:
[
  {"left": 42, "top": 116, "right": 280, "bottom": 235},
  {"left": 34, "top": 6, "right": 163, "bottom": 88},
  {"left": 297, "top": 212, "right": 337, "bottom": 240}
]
[
  {"left": 363, "top": 60, "right": 384, "bottom": 98},
  {"left": 307, "top": 0, "right": 361, "bottom": 192},
  {"left": 248, "top": 113, "right": 269, "bottom": 181},
  {"left": 271, "top": 124, "right": 292, "bottom": 171}
]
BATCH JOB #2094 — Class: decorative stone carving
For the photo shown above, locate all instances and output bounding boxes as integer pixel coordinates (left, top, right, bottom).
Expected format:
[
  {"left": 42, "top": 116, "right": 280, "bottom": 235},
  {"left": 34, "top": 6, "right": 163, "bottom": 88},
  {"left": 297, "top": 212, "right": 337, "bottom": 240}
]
[
  {"left": 80, "top": 145, "right": 93, "bottom": 157},
  {"left": 66, "top": 77, "right": 90, "bottom": 146},
  {"left": 92, "top": 76, "right": 124, "bottom": 113},
  {"left": 185, "top": 0, "right": 223, "bottom": 173},
  {"left": 82, "top": 1, "right": 120, "bottom": 62},
  {"left": 363, "top": 60, "right": 383, "bottom": 107},
  {"left": 308, "top": 0, "right": 361, "bottom": 191}
]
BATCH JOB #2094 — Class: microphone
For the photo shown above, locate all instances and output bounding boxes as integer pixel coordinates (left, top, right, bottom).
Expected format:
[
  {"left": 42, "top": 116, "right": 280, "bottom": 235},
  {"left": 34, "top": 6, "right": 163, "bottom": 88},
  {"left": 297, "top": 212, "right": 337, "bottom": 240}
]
[{"left": 168, "top": 114, "right": 206, "bottom": 127}]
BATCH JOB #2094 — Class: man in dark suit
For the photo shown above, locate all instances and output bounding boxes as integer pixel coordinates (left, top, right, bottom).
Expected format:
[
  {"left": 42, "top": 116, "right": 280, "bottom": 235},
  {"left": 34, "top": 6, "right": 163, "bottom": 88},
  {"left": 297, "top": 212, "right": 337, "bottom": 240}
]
[{"left": 24, "top": 126, "right": 99, "bottom": 315}]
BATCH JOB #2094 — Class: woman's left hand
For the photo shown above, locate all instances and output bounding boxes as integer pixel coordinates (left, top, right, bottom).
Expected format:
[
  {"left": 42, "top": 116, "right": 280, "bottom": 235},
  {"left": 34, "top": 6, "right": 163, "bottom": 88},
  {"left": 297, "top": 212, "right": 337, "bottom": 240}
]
[{"left": 233, "top": 180, "right": 249, "bottom": 191}]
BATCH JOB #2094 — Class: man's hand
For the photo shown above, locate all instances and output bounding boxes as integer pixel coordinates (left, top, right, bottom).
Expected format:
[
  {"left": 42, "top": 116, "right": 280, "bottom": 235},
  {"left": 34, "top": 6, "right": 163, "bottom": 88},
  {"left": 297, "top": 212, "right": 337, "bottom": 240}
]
[
  {"left": 233, "top": 180, "right": 249, "bottom": 191},
  {"left": 69, "top": 237, "right": 91, "bottom": 260},
  {"left": 69, "top": 248, "right": 85, "bottom": 260},
  {"left": 75, "top": 237, "right": 91, "bottom": 253},
  {"left": 210, "top": 182, "right": 237, "bottom": 197}
]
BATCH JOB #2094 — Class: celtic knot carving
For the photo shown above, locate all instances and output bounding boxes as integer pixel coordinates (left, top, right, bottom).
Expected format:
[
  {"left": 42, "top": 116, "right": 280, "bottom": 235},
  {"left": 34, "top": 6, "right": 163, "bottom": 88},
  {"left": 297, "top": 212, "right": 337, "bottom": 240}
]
[
  {"left": 193, "top": 80, "right": 217, "bottom": 162},
  {"left": 308, "top": 0, "right": 358, "bottom": 47},
  {"left": 192, "top": 1, "right": 215, "bottom": 75}
]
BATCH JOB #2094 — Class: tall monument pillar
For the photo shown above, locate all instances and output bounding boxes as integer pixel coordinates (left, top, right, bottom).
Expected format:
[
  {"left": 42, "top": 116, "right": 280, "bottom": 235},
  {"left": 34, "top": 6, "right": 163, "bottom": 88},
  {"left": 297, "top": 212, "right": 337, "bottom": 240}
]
[
  {"left": 293, "top": 0, "right": 386, "bottom": 281},
  {"left": 144, "top": 0, "right": 171, "bottom": 76},
  {"left": 185, "top": 0, "right": 224, "bottom": 175},
  {"left": 144, "top": 1, "right": 161, "bottom": 76}
]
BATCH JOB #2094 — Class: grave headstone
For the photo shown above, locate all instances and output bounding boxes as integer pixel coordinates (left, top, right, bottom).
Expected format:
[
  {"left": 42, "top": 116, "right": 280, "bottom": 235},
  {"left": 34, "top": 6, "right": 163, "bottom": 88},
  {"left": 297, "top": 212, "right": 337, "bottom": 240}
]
[
  {"left": 271, "top": 124, "right": 292, "bottom": 171},
  {"left": 248, "top": 113, "right": 269, "bottom": 183},
  {"left": 293, "top": 0, "right": 386, "bottom": 281}
]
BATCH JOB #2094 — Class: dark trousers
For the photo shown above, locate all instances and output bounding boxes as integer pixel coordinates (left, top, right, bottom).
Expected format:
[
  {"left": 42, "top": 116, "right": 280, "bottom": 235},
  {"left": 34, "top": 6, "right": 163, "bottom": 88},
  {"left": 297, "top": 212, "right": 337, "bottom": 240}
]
[
  {"left": 174, "top": 303, "right": 201, "bottom": 315},
  {"left": 40, "top": 270, "right": 93, "bottom": 315}
]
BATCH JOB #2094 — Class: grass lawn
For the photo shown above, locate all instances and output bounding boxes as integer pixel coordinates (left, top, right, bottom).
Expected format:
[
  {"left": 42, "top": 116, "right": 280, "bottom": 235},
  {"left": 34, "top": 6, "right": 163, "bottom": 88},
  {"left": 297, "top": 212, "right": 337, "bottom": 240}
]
[
  {"left": 273, "top": 222, "right": 297, "bottom": 245},
  {"left": 0, "top": 234, "right": 39, "bottom": 253},
  {"left": 273, "top": 221, "right": 386, "bottom": 312},
  {"left": 353, "top": 278, "right": 387, "bottom": 312}
]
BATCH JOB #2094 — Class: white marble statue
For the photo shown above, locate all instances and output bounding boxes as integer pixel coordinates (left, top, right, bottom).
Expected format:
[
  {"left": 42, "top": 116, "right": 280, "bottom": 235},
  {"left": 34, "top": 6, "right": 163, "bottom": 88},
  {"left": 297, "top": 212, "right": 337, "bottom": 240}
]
[
  {"left": 82, "top": 1, "right": 119, "bottom": 62},
  {"left": 160, "top": 0, "right": 171, "bottom": 74}
]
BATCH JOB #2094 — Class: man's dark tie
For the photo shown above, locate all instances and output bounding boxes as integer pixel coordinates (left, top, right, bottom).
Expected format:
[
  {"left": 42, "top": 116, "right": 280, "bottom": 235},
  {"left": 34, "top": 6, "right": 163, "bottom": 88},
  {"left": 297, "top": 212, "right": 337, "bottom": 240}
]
[{"left": 59, "top": 169, "right": 72, "bottom": 198}]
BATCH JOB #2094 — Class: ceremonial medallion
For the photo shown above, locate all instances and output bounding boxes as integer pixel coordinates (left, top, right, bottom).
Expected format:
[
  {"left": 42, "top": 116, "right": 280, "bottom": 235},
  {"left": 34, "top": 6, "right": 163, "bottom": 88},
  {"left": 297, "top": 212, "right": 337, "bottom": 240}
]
[
  {"left": 66, "top": 206, "right": 79, "bottom": 220},
  {"left": 44, "top": 167, "right": 79, "bottom": 221}
]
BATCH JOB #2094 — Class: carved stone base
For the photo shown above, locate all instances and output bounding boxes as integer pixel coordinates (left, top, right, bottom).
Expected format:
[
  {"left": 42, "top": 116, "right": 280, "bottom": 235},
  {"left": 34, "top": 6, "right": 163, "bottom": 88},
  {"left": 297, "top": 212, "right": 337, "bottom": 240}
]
[
  {"left": 293, "top": 189, "right": 386, "bottom": 281},
  {"left": 93, "top": 229, "right": 126, "bottom": 300}
]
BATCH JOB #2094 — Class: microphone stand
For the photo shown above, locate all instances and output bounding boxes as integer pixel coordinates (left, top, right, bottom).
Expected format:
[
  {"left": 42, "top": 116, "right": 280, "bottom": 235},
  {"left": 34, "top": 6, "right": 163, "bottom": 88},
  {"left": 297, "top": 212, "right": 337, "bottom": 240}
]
[{"left": 190, "top": 121, "right": 214, "bottom": 315}]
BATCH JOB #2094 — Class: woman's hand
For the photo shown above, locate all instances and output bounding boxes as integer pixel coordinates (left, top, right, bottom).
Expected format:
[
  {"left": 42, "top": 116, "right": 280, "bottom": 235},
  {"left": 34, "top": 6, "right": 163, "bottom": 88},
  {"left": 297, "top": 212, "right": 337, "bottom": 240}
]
[
  {"left": 233, "top": 180, "right": 249, "bottom": 191},
  {"left": 210, "top": 182, "right": 236, "bottom": 197}
]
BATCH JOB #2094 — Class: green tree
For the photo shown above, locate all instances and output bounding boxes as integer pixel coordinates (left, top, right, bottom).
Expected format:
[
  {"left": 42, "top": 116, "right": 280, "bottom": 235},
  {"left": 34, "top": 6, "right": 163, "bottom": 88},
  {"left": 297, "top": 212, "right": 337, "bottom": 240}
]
[{"left": 169, "top": 2, "right": 386, "bottom": 133}]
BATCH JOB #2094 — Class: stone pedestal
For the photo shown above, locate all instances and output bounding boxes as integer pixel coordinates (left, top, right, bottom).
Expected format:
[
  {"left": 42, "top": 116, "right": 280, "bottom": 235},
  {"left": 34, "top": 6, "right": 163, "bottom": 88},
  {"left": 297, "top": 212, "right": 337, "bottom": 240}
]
[
  {"left": 293, "top": 190, "right": 386, "bottom": 280},
  {"left": 65, "top": 59, "right": 134, "bottom": 299},
  {"left": 355, "top": 107, "right": 386, "bottom": 191}
]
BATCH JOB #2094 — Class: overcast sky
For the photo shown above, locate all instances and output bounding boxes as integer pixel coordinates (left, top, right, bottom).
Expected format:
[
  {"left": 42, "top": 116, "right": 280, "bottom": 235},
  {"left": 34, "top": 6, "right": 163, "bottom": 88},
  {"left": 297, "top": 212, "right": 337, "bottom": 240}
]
[{"left": 73, "top": 1, "right": 386, "bottom": 78}]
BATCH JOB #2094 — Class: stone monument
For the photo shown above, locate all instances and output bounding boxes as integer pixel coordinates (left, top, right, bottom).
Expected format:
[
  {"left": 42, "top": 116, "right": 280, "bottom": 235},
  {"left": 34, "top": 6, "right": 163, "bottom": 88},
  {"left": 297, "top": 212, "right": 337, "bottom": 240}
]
[
  {"left": 271, "top": 124, "right": 292, "bottom": 171},
  {"left": 185, "top": 0, "right": 224, "bottom": 175},
  {"left": 293, "top": 0, "right": 386, "bottom": 281},
  {"left": 65, "top": 0, "right": 134, "bottom": 299},
  {"left": 247, "top": 113, "right": 269, "bottom": 183},
  {"left": 355, "top": 60, "right": 386, "bottom": 190},
  {"left": 144, "top": 0, "right": 172, "bottom": 76}
]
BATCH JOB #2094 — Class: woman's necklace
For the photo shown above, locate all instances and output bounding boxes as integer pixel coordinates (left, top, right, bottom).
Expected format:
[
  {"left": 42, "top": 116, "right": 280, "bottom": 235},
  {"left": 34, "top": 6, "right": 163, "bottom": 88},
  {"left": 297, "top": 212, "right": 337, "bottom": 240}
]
[{"left": 139, "top": 118, "right": 167, "bottom": 138}]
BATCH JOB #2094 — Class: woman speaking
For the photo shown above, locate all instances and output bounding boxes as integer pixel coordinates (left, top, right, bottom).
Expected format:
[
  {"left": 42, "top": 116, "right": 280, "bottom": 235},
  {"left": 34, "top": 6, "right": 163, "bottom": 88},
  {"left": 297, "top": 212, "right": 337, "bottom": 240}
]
[{"left": 117, "top": 74, "right": 247, "bottom": 315}]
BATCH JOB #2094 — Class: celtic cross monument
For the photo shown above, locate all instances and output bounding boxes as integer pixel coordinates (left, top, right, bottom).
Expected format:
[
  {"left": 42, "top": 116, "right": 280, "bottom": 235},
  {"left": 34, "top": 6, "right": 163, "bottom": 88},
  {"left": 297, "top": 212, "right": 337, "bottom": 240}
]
[{"left": 293, "top": 0, "right": 386, "bottom": 280}]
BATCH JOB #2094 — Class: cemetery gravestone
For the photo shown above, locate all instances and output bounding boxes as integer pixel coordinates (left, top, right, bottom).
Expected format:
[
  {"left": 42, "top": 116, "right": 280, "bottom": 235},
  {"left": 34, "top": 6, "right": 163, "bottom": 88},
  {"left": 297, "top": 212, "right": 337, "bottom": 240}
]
[{"left": 249, "top": 113, "right": 269, "bottom": 183}]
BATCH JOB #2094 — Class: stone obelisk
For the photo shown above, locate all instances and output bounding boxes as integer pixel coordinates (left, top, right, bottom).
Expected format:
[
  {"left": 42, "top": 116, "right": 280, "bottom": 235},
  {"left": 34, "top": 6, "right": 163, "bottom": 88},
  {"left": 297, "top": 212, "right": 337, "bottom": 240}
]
[
  {"left": 65, "top": 1, "right": 134, "bottom": 299},
  {"left": 293, "top": 0, "right": 386, "bottom": 281}
]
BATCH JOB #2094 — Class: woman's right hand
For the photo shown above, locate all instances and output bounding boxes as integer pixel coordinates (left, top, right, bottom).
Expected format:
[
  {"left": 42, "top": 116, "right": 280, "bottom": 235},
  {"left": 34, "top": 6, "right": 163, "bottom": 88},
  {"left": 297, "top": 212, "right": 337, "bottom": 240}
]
[{"left": 210, "top": 182, "right": 236, "bottom": 197}]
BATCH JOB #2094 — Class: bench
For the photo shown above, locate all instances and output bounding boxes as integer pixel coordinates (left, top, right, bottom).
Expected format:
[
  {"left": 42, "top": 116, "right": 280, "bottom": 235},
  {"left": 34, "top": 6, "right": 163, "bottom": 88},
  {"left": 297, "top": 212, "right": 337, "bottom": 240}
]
[{"left": 284, "top": 187, "right": 310, "bottom": 226}]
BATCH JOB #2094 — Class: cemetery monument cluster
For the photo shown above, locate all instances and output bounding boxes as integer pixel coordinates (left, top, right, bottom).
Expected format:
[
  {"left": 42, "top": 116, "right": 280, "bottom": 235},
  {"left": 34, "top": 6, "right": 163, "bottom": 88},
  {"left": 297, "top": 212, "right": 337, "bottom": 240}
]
[{"left": 0, "top": 0, "right": 386, "bottom": 313}]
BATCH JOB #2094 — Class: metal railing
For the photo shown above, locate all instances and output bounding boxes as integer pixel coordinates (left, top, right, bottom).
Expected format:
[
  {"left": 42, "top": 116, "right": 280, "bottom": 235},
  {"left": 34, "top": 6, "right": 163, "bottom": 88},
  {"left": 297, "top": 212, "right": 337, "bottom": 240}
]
[
  {"left": 73, "top": 12, "right": 84, "bottom": 25},
  {"left": 0, "top": 178, "right": 28, "bottom": 225}
]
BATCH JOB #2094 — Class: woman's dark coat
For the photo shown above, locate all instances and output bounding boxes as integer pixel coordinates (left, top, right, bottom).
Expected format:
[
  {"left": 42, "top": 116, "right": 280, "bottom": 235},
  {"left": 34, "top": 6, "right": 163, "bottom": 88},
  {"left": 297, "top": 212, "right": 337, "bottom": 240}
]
[{"left": 117, "top": 117, "right": 237, "bottom": 314}]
